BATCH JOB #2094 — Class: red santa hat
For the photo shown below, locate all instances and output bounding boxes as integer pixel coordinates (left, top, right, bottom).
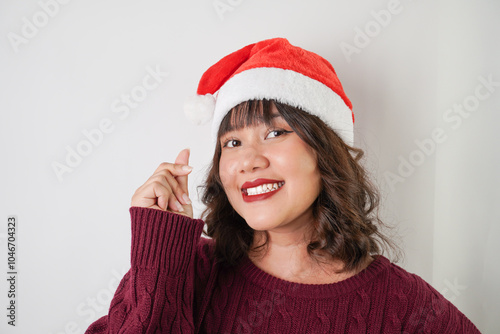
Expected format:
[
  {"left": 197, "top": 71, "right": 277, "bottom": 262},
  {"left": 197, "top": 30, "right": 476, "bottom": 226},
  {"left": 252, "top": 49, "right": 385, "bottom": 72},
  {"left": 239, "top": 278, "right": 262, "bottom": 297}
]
[{"left": 184, "top": 37, "right": 354, "bottom": 145}]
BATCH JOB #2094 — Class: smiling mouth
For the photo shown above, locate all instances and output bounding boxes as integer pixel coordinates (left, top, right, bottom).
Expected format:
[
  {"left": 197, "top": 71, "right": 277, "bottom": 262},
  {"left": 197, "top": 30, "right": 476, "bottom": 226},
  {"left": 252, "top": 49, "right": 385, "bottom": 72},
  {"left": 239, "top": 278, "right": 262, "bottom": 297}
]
[
  {"left": 242, "top": 181, "right": 285, "bottom": 196},
  {"left": 240, "top": 179, "right": 285, "bottom": 203}
]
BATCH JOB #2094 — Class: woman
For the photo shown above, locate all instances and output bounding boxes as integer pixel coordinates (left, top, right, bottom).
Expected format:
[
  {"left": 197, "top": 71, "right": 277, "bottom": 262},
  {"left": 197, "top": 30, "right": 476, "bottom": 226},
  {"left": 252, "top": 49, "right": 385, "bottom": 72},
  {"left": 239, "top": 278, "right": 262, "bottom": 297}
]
[{"left": 86, "top": 38, "right": 479, "bottom": 333}]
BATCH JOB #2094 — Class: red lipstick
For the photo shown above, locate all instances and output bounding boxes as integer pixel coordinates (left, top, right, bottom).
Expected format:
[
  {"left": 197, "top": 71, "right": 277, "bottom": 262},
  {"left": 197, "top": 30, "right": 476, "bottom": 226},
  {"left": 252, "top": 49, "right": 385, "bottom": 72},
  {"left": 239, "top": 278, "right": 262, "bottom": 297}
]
[{"left": 241, "top": 178, "right": 284, "bottom": 203}]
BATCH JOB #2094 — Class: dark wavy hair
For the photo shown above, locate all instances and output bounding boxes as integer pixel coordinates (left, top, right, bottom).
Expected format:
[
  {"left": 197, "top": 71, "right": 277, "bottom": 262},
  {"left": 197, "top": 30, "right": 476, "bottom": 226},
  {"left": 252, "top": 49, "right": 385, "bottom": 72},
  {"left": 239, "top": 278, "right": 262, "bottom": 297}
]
[{"left": 201, "top": 99, "right": 398, "bottom": 273}]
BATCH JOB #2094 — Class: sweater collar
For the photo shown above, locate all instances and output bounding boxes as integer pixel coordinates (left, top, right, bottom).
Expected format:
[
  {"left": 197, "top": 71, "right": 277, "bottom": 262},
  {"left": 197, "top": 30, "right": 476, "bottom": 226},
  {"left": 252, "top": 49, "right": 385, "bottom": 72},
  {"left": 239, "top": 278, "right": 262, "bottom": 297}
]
[{"left": 237, "top": 255, "right": 391, "bottom": 299}]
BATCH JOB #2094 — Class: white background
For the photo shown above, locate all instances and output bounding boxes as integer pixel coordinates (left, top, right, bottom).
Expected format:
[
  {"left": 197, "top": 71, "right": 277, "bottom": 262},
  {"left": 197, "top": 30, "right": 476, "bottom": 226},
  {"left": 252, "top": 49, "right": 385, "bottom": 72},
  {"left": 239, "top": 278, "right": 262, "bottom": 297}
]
[{"left": 1, "top": 0, "right": 498, "bottom": 333}]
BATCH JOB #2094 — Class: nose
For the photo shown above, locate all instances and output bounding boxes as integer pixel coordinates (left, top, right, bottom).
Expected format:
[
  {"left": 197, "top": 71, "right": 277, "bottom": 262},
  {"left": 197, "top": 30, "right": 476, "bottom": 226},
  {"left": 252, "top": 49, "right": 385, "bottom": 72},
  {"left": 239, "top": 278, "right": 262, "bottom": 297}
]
[{"left": 239, "top": 146, "right": 269, "bottom": 174}]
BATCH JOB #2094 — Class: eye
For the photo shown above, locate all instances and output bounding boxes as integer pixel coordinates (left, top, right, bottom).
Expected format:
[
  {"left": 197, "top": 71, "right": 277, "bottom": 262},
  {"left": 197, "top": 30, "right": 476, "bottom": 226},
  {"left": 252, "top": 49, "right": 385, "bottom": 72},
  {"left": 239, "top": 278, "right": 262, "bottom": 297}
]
[
  {"left": 265, "top": 129, "right": 292, "bottom": 139},
  {"left": 223, "top": 139, "right": 241, "bottom": 148}
]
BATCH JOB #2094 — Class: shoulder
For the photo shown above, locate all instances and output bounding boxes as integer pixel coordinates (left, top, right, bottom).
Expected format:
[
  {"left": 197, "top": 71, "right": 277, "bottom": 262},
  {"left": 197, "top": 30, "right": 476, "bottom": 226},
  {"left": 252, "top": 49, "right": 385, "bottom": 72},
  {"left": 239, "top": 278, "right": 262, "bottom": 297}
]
[
  {"left": 384, "top": 260, "right": 451, "bottom": 308},
  {"left": 381, "top": 259, "right": 453, "bottom": 311},
  {"left": 383, "top": 260, "right": 436, "bottom": 294},
  {"left": 376, "top": 258, "right": 480, "bottom": 333}
]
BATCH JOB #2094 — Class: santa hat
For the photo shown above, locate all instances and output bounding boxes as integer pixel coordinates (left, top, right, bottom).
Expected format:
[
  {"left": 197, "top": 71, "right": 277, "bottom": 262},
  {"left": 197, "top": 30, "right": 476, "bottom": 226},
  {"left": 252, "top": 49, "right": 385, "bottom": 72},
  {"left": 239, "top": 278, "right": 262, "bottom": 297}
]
[{"left": 184, "top": 38, "right": 354, "bottom": 145}]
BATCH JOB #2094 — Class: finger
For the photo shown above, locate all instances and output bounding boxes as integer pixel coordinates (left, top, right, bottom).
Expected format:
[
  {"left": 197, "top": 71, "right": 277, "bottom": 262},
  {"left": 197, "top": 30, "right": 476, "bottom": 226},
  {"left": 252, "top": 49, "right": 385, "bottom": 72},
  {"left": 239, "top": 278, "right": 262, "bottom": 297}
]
[
  {"left": 174, "top": 148, "right": 191, "bottom": 198},
  {"left": 152, "top": 181, "right": 172, "bottom": 211},
  {"left": 152, "top": 161, "right": 192, "bottom": 177},
  {"left": 158, "top": 170, "right": 190, "bottom": 206},
  {"left": 132, "top": 180, "right": 170, "bottom": 210},
  {"left": 132, "top": 160, "right": 193, "bottom": 213},
  {"left": 141, "top": 167, "right": 190, "bottom": 206},
  {"left": 149, "top": 181, "right": 184, "bottom": 212}
]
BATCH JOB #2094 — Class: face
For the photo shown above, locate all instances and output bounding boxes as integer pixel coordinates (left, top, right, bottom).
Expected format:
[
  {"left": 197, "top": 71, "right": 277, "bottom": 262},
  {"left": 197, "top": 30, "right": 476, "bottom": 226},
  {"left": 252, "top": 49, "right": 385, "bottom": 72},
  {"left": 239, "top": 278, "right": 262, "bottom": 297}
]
[{"left": 218, "top": 104, "right": 322, "bottom": 233}]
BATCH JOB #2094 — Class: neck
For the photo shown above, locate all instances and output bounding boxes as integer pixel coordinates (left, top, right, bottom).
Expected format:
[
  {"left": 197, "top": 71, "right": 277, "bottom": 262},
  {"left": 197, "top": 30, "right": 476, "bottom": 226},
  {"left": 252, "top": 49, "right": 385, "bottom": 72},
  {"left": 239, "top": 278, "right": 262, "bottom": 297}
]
[{"left": 250, "top": 228, "right": 350, "bottom": 284}]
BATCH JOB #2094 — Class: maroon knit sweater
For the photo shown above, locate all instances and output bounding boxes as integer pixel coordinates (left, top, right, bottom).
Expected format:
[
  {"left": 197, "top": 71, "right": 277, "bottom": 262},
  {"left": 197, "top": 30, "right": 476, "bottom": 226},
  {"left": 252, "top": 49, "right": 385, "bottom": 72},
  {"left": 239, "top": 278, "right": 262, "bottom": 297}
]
[{"left": 86, "top": 207, "right": 480, "bottom": 334}]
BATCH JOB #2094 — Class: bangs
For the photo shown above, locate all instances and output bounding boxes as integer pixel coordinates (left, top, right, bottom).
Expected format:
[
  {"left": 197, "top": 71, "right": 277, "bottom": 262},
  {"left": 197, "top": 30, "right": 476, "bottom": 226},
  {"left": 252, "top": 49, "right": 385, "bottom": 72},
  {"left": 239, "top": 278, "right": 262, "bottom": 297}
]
[{"left": 217, "top": 99, "right": 277, "bottom": 138}]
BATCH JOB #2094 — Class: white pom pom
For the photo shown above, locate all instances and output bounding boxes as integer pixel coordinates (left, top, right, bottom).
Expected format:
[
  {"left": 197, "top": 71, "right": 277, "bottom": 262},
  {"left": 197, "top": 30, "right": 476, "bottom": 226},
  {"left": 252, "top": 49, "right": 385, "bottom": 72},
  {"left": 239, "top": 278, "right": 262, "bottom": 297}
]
[{"left": 184, "top": 94, "right": 216, "bottom": 125}]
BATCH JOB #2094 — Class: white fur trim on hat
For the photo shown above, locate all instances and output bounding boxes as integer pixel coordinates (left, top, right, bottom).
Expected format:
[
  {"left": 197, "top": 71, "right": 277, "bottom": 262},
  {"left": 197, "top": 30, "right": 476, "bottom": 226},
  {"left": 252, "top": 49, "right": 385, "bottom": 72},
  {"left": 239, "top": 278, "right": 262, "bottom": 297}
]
[{"left": 211, "top": 67, "right": 353, "bottom": 146}]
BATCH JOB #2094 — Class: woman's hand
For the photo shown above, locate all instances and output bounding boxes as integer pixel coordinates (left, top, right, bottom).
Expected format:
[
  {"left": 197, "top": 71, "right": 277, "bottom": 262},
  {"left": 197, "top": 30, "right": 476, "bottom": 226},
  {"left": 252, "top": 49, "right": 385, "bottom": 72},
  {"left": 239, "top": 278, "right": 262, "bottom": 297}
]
[{"left": 131, "top": 149, "right": 193, "bottom": 218}]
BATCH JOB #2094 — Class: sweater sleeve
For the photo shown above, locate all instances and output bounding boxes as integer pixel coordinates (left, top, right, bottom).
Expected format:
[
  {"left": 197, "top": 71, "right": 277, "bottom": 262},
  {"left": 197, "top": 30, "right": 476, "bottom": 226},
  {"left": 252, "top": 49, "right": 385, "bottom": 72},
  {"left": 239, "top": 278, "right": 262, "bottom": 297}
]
[
  {"left": 85, "top": 207, "right": 206, "bottom": 334},
  {"left": 416, "top": 281, "right": 481, "bottom": 333},
  {"left": 394, "top": 269, "right": 481, "bottom": 334}
]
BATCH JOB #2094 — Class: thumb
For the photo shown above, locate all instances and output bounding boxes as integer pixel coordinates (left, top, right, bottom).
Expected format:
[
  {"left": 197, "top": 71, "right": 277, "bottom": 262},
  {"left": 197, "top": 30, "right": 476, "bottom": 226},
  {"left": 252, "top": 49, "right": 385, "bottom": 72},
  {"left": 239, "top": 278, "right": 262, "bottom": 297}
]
[{"left": 174, "top": 148, "right": 191, "bottom": 195}]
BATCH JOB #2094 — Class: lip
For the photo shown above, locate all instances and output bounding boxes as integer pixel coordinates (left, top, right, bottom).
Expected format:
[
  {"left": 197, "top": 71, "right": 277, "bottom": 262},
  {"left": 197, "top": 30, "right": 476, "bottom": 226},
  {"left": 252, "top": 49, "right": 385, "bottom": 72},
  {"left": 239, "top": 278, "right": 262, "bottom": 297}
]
[{"left": 241, "top": 178, "right": 284, "bottom": 203}]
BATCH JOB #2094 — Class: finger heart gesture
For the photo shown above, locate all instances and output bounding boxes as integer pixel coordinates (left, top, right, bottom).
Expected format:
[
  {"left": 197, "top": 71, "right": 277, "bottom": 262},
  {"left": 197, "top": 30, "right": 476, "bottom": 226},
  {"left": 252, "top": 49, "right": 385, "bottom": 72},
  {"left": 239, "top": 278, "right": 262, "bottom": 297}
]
[{"left": 131, "top": 148, "right": 193, "bottom": 218}]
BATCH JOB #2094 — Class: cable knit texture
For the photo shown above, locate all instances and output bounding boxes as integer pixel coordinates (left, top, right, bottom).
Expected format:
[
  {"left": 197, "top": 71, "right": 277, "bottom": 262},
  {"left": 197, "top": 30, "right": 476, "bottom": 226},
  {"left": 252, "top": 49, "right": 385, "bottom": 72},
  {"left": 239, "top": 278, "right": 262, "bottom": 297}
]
[{"left": 85, "top": 207, "right": 480, "bottom": 333}]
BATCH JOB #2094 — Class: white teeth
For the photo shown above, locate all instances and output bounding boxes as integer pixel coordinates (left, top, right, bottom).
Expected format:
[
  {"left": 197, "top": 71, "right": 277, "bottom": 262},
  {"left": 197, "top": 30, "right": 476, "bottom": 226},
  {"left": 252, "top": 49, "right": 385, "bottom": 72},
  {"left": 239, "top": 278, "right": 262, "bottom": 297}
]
[{"left": 245, "top": 182, "right": 284, "bottom": 196}]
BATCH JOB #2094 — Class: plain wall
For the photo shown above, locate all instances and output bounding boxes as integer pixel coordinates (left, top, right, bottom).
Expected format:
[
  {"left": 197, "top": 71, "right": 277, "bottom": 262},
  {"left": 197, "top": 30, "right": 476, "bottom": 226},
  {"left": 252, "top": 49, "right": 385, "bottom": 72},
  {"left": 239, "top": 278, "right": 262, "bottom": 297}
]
[{"left": 1, "top": 0, "right": 498, "bottom": 332}]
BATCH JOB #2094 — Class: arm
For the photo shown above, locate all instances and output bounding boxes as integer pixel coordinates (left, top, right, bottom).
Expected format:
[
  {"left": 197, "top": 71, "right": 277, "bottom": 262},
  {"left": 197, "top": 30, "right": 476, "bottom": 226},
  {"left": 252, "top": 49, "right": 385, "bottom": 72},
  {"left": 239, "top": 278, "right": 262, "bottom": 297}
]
[
  {"left": 86, "top": 207, "right": 205, "bottom": 333},
  {"left": 87, "top": 149, "right": 202, "bottom": 333},
  {"left": 401, "top": 277, "right": 481, "bottom": 333}
]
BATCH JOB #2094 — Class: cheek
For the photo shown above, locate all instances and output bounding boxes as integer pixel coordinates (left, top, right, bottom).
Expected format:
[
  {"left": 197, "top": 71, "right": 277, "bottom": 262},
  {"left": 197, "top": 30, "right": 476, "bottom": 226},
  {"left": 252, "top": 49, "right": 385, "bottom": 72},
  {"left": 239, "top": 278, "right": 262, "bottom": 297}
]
[
  {"left": 307, "top": 159, "right": 322, "bottom": 193},
  {"left": 218, "top": 155, "right": 237, "bottom": 189},
  {"left": 292, "top": 149, "right": 321, "bottom": 194},
  {"left": 277, "top": 144, "right": 318, "bottom": 174},
  {"left": 301, "top": 146, "right": 320, "bottom": 175},
  {"left": 218, "top": 158, "right": 240, "bottom": 208},
  {"left": 219, "top": 171, "right": 230, "bottom": 189}
]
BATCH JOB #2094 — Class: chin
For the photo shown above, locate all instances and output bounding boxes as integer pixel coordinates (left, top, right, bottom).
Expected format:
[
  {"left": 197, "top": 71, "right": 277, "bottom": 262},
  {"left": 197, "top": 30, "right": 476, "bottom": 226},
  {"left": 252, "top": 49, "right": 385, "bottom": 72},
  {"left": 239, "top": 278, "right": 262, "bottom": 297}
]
[{"left": 244, "top": 217, "right": 280, "bottom": 231}]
